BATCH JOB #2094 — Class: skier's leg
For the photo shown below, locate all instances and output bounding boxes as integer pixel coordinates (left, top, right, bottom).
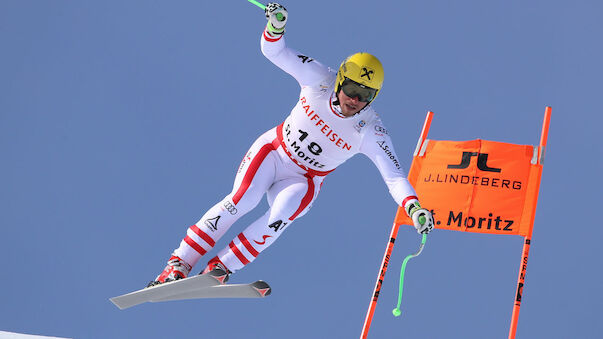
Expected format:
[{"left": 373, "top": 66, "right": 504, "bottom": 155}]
[
  {"left": 211, "top": 174, "right": 323, "bottom": 273},
  {"left": 172, "top": 130, "right": 280, "bottom": 268},
  {"left": 149, "top": 130, "right": 281, "bottom": 285}
]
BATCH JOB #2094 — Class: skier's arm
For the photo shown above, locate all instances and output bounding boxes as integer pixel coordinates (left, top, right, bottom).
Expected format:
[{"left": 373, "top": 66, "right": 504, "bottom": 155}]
[
  {"left": 260, "top": 3, "right": 332, "bottom": 87},
  {"left": 360, "top": 124, "right": 417, "bottom": 207},
  {"left": 360, "top": 122, "right": 434, "bottom": 234}
]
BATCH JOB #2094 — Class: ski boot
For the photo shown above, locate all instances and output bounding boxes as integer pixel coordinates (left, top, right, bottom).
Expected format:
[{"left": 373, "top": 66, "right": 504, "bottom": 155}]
[
  {"left": 147, "top": 255, "right": 192, "bottom": 287},
  {"left": 201, "top": 256, "right": 231, "bottom": 284}
]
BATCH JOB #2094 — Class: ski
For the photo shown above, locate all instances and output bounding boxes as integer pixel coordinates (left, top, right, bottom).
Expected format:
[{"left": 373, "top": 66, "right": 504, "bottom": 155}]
[
  {"left": 152, "top": 280, "right": 271, "bottom": 302},
  {"left": 110, "top": 269, "right": 228, "bottom": 310}
]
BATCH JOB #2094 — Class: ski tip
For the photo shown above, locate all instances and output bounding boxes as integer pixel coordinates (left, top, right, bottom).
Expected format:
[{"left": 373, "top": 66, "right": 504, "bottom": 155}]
[
  {"left": 109, "top": 297, "right": 128, "bottom": 310},
  {"left": 251, "top": 280, "right": 272, "bottom": 297}
]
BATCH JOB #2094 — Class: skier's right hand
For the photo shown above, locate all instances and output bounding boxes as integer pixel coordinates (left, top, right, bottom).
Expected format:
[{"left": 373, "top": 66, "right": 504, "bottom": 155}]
[{"left": 265, "top": 3, "right": 288, "bottom": 35}]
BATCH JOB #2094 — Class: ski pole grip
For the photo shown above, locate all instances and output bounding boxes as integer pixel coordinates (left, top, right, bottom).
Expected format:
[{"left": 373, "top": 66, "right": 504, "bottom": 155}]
[{"left": 419, "top": 215, "right": 426, "bottom": 225}]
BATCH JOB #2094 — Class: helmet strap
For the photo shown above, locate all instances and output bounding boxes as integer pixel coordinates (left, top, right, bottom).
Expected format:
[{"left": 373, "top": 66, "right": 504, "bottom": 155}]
[{"left": 333, "top": 85, "right": 341, "bottom": 106}]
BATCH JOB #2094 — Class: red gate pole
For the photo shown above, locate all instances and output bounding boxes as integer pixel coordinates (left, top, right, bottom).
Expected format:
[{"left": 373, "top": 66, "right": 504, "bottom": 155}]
[
  {"left": 360, "top": 111, "right": 433, "bottom": 339},
  {"left": 508, "top": 107, "right": 551, "bottom": 338}
]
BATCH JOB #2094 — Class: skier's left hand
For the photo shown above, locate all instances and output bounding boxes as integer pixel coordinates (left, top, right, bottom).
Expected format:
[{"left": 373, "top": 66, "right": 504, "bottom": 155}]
[
  {"left": 265, "top": 3, "right": 288, "bottom": 35},
  {"left": 408, "top": 203, "right": 434, "bottom": 234}
]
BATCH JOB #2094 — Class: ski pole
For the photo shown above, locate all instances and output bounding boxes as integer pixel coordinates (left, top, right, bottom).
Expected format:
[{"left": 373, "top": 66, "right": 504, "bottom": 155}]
[
  {"left": 392, "top": 233, "right": 427, "bottom": 317},
  {"left": 247, "top": 0, "right": 285, "bottom": 21},
  {"left": 247, "top": 0, "right": 266, "bottom": 10}
]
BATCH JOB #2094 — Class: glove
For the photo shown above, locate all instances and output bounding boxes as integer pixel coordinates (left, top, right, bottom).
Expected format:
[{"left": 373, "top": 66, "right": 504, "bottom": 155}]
[
  {"left": 265, "top": 3, "right": 288, "bottom": 35},
  {"left": 406, "top": 202, "right": 434, "bottom": 234}
]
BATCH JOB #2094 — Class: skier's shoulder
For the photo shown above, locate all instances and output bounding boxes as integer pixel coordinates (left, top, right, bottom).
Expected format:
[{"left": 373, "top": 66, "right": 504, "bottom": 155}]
[
  {"left": 360, "top": 109, "right": 392, "bottom": 139},
  {"left": 324, "top": 67, "right": 337, "bottom": 85},
  {"left": 369, "top": 112, "right": 390, "bottom": 134},
  {"left": 301, "top": 68, "right": 337, "bottom": 94}
]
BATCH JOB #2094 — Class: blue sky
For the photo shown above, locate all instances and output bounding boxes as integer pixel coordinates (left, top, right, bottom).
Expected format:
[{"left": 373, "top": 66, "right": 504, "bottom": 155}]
[{"left": 1, "top": 1, "right": 601, "bottom": 338}]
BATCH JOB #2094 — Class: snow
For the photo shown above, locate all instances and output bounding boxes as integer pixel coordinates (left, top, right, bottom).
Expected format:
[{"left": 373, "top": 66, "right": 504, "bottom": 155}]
[{"left": 0, "top": 331, "right": 71, "bottom": 339}]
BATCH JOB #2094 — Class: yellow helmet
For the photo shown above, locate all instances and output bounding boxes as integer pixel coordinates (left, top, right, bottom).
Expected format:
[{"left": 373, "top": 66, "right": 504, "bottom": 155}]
[{"left": 336, "top": 52, "right": 384, "bottom": 104}]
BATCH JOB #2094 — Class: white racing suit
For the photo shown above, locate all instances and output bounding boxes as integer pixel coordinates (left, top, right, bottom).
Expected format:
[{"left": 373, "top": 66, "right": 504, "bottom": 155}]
[{"left": 172, "top": 28, "right": 420, "bottom": 273}]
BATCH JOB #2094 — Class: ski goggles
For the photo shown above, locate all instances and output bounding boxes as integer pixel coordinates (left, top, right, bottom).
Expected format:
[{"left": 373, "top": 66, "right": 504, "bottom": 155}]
[{"left": 340, "top": 77, "right": 378, "bottom": 103}]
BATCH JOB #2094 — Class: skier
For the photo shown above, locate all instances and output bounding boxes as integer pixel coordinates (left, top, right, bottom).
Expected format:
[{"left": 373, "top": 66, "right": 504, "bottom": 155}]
[{"left": 148, "top": 3, "right": 434, "bottom": 286}]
